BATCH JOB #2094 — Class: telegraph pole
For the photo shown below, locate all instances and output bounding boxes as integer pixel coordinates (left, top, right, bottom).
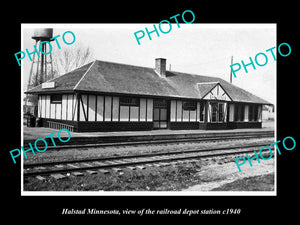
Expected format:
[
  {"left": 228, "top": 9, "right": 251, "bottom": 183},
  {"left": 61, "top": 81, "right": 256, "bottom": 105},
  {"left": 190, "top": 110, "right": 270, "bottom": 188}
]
[{"left": 230, "top": 56, "right": 233, "bottom": 83}]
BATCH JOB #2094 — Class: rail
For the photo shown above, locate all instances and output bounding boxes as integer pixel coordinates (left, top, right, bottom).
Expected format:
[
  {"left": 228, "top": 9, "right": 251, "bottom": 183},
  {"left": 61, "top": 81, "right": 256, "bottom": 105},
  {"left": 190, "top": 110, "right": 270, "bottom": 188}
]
[{"left": 24, "top": 142, "right": 273, "bottom": 177}]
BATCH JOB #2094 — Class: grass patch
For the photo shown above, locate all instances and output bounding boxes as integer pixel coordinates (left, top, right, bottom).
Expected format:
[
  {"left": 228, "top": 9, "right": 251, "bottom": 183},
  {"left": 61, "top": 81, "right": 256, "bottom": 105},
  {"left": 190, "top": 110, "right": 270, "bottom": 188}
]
[{"left": 23, "top": 162, "right": 203, "bottom": 191}]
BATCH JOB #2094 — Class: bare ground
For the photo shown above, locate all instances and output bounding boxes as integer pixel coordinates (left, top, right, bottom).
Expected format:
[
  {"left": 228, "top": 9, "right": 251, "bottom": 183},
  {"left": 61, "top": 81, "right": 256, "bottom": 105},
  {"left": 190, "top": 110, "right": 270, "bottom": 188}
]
[{"left": 182, "top": 158, "right": 275, "bottom": 191}]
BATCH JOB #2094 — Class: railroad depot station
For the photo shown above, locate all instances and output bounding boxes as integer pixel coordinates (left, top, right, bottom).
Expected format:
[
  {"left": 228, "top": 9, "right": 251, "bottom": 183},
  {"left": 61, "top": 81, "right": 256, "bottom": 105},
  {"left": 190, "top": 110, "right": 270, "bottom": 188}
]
[{"left": 26, "top": 58, "right": 272, "bottom": 133}]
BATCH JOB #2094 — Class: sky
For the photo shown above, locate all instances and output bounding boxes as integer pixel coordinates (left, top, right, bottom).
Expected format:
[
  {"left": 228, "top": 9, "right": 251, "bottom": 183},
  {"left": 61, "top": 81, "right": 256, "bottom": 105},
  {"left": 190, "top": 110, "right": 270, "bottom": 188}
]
[{"left": 22, "top": 23, "right": 276, "bottom": 104}]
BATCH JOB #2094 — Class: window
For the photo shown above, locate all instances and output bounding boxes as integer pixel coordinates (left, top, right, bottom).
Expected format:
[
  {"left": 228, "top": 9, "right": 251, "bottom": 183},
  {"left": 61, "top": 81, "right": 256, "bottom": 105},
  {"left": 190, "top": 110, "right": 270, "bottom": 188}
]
[
  {"left": 234, "top": 104, "right": 238, "bottom": 121},
  {"left": 218, "top": 103, "right": 224, "bottom": 122},
  {"left": 249, "top": 105, "right": 253, "bottom": 121},
  {"left": 240, "top": 105, "right": 245, "bottom": 121},
  {"left": 50, "top": 94, "right": 62, "bottom": 104},
  {"left": 199, "top": 102, "right": 205, "bottom": 122},
  {"left": 211, "top": 102, "right": 218, "bottom": 122},
  {"left": 119, "top": 97, "right": 139, "bottom": 106},
  {"left": 182, "top": 101, "right": 196, "bottom": 110},
  {"left": 210, "top": 102, "right": 225, "bottom": 122},
  {"left": 234, "top": 104, "right": 245, "bottom": 121},
  {"left": 248, "top": 104, "right": 259, "bottom": 121},
  {"left": 253, "top": 105, "right": 258, "bottom": 121}
]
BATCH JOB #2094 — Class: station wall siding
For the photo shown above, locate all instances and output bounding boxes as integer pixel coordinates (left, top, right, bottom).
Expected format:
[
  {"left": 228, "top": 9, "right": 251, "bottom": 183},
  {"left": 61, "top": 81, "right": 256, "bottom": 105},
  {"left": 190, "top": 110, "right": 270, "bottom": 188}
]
[
  {"left": 38, "top": 93, "right": 154, "bottom": 125},
  {"left": 37, "top": 94, "right": 263, "bottom": 132}
]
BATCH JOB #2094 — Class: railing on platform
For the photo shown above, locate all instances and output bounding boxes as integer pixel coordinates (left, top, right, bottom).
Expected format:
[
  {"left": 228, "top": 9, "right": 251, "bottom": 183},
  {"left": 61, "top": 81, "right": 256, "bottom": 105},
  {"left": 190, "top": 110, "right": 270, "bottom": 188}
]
[{"left": 47, "top": 121, "right": 74, "bottom": 132}]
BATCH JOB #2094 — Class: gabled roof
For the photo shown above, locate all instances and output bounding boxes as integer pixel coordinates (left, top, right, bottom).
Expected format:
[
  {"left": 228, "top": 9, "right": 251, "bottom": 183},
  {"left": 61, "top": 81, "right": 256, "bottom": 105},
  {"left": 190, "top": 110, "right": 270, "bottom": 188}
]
[
  {"left": 197, "top": 82, "right": 219, "bottom": 99},
  {"left": 199, "top": 82, "right": 232, "bottom": 101},
  {"left": 26, "top": 59, "right": 271, "bottom": 104}
]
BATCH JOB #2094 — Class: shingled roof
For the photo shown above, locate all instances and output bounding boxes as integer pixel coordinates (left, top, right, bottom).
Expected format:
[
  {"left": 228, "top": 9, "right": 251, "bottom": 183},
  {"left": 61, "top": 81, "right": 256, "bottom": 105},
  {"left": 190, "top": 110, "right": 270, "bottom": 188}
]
[{"left": 26, "top": 59, "right": 270, "bottom": 104}]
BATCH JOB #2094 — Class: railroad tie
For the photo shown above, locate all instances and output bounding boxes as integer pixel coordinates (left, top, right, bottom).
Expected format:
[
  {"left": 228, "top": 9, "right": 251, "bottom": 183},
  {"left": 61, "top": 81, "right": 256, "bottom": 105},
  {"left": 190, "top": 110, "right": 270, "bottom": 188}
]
[
  {"left": 35, "top": 166, "right": 46, "bottom": 170},
  {"left": 112, "top": 168, "right": 123, "bottom": 172},
  {"left": 152, "top": 163, "right": 162, "bottom": 167},
  {"left": 188, "top": 159, "right": 199, "bottom": 163},
  {"left": 127, "top": 166, "right": 137, "bottom": 170},
  {"left": 98, "top": 169, "right": 110, "bottom": 174},
  {"left": 104, "top": 161, "right": 117, "bottom": 165},
  {"left": 67, "top": 163, "right": 79, "bottom": 168},
  {"left": 112, "top": 160, "right": 126, "bottom": 164},
  {"left": 151, "top": 156, "right": 164, "bottom": 160},
  {"left": 136, "top": 165, "right": 146, "bottom": 170},
  {"left": 170, "top": 162, "right": 180, "bottom": 167},
  {"left": 140, "top": 158, "right": 154, "bottom": 162},
  {"left": 145, "top": 164, "right": 154, "bottom": 167},
  {"left": 125, "top": 158, "right": 139, "bottom": 162},
  {"left": 36, "top": 175, "right": 46, "bottom": 181},
  {"left": 94, "top": 162, "right": 108, "bottom": 166},
  {"left": 55, "top": 165, "right": 64, "bottom": 168},
  {"left": 81, "top": 163, "right": 92, "bottom": 167},
  {"left": 186, "top": 159, "right": 195, "bottom": 164},
  {"left": 86, "top": 170, "right": 98, "bottom": 175},
  {"left": 51, "top": 174, "right": 66, "bottom": 180},
  {"left": 72, "top": 172, "right": 84, "bottom": 176},
  {"left": 120, "top": 159, "right": 133, "bottom": 163},
  {"left": 158, "top": 162, "right": 170, "bottom": 167}
]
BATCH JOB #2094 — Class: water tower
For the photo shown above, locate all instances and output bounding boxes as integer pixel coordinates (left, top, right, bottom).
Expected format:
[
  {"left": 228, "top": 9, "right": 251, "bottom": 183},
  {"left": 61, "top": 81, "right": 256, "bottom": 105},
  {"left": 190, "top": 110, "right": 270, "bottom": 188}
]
[{"left": 27, "top": 28, "right": 54, "bottom": 90}]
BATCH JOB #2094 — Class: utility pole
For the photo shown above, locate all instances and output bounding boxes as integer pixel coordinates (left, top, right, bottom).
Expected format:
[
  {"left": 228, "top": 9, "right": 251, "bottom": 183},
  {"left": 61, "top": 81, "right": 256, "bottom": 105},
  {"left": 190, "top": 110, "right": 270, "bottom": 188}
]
[{"left": 230, "top": 56, "right": 233, "bottom": 83}]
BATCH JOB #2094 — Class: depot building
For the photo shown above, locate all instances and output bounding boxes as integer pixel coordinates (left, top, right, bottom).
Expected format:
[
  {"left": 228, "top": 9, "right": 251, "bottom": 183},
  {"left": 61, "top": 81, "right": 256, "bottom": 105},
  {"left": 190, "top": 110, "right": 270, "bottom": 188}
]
[{"left": 26, "top": 58, "right": 271, "bottom": 132}]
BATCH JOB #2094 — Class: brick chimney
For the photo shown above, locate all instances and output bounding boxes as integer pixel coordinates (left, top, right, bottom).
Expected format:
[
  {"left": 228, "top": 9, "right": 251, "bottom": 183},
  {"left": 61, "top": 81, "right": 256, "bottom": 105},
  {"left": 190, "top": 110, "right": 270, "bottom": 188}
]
[{"left": 155, "top": 58, "right": 166, "bottom": 78}]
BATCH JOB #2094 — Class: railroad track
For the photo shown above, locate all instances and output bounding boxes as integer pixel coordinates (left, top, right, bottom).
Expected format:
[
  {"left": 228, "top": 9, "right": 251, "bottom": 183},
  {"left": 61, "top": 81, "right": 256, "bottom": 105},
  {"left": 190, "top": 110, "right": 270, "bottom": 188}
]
[
  {"left": 24, "top": 142, "right": 274, "bottom": 179},
  {"left": 28, "top": 130, "right": 274, "bottom": 150}
]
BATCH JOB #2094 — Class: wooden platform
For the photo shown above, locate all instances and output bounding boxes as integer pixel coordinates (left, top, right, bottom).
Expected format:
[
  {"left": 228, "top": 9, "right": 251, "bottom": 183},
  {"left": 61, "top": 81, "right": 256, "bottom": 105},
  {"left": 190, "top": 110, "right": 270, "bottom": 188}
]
[{"left": 23, "top": 120, "right": 274, "bottom": 146}]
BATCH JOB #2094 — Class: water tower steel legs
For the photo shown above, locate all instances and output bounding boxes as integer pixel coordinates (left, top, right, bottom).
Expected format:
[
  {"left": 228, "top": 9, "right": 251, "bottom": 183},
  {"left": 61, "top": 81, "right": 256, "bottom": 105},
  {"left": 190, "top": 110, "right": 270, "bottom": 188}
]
[{"left": 27, "top": 39, "right": 54, "bottom": 90}]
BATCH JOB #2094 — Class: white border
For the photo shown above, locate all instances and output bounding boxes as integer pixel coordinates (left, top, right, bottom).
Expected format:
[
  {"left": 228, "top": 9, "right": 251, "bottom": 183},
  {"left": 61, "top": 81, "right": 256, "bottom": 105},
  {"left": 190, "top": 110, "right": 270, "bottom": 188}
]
[{"left": 21, "top": 23, "right": 277, "bottom": 196}]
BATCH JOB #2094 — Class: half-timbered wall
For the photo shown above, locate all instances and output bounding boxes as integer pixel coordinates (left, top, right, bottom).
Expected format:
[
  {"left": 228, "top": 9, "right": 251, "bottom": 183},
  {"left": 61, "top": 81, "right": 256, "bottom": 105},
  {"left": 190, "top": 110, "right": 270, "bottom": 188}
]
[
  {"left": 38, "top": 94, "right": 154, "bottom": 123},
  {"left": 38, "top": 95, "right": 229, "bottom": 124},
  {"left": 203, "top": 83, "right": 231, "bottom": 101},
  {"left": 227, "top": 103, "right": 262, "bottom": 122},
  {"left": 37, "top": 93, "right": 263, "bottom": 131},
  {"left": 38, "top": 94, "right": 78, "bottom": 121},
  {"left": 170, "top": 100, "right": 203, "bottom": 122}
]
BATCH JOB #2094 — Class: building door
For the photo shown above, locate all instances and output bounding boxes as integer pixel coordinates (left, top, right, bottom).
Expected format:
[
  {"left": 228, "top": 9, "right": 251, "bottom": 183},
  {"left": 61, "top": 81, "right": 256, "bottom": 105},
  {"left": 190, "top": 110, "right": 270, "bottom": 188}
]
[{"left": 153, "top": 99, "right": 169, "bottom": 129}]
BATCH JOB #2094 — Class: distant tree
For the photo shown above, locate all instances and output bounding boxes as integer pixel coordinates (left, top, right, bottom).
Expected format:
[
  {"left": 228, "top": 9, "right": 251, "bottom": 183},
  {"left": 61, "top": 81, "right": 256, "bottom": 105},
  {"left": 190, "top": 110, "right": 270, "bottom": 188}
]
[
  {"left": 53, "top": 43, "right": 94, "bottom": 76},
  {"left": 24, "top": 43, "right": 94, "bottom": 115}
]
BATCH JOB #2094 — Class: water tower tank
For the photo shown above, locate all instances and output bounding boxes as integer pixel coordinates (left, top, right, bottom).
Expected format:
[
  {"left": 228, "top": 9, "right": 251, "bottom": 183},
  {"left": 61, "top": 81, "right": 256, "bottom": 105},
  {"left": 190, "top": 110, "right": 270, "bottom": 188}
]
[
  {"left": 27, "top": 28, "right": 55, "bottom": 92},
  {"left": 32, "top": 28, "right": 53, "bottom": 40}
]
